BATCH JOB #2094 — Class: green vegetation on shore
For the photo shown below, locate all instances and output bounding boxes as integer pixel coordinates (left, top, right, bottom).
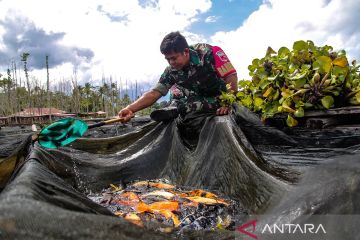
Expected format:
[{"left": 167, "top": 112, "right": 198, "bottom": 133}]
[{"left": 220, "top": 40, "right": 360, "bottom": 126}]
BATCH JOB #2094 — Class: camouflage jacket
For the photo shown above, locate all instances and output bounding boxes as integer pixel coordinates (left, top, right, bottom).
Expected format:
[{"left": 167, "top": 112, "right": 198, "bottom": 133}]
[{"left": 153, "top": 43, "right": 236, "bottom": 114}]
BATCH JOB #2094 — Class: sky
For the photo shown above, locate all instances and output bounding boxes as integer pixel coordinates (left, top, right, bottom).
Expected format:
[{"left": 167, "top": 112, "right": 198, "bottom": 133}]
[{"left": 0, "top": 0, "right": 359, "bottom": 92}]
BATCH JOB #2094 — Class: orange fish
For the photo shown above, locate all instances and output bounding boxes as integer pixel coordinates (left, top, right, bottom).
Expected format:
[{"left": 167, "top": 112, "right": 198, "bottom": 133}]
[
  {"left": 185, "top": 196, "right": 228, "bottom": 206},
  {"left": 187, "top": 189, "right": 218, "bottom": 199},
  {"left": 149, "top": 182, "right": 175, "bottom": 189},
  {"left": 132, "top": 181, "right": 175, "bottom": 189},
  {"left": 136, "top": 201, "right": 180, "bottom": 226},
  {"left": 120, "top": 191, "right": 140, "bottom": 201},
  {"left": 137, "top": 201, "right": 179, "bottom": 212},
  {"left": 115, "top": 211, "right": 143, "bottom": 227}
]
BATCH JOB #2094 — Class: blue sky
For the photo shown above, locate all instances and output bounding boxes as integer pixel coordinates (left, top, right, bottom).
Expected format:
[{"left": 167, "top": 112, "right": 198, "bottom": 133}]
[
  {"left": 0, "top": 0, "right": 359, "bottom": 92},
  {"left": 190, "top": 0, "right": 262, "bottom": 37}
]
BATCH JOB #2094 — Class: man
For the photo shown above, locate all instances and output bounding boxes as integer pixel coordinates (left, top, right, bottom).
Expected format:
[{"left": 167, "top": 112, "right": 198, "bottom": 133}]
[{"left": 118, "top": 31, "right": 238, "bottom": 122}]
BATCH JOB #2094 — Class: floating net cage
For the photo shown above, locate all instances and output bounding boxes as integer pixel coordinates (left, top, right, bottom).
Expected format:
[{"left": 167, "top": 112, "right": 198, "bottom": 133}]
[{"left": 1, "top": 105, "right": 360, "bottom": 239}]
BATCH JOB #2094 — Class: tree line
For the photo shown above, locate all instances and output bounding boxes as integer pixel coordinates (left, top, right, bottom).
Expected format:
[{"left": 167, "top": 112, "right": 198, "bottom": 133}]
[{"left": 0, "top": 53, "right": 167, "bottom": 117}]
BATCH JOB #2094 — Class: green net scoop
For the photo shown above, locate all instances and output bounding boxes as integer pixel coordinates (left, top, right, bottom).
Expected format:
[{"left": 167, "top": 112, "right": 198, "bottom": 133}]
[{"left": 38, "top": 118, "right": 88, "bottom": 149}]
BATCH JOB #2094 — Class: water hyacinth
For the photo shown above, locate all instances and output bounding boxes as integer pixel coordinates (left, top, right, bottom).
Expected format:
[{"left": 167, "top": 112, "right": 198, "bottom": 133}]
[{"left": 220, "top": 40, "right": 360, "bottom": 127}]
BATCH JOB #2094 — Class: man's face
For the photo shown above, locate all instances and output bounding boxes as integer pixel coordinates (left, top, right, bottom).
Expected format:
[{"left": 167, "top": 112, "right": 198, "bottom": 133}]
[{"left": 164, "top": 49, "right": 190, "bottom": 70}]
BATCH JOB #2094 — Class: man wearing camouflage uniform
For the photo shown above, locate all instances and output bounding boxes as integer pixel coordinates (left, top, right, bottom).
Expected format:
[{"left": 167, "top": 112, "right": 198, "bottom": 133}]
[{"left": 118, "top": 31, "right": 238, "bottom": 122}]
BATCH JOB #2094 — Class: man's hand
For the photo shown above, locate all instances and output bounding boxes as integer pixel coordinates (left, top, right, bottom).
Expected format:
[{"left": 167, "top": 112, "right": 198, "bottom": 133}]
[
  {"left": 117, "top": 90, "right": 162, "bottom": 123},
  {"left": 118, "top": 108, "right": 135, "bottom": 123},
  {"left": 216, "top": 106, "right": 230, "bottom": 115}
]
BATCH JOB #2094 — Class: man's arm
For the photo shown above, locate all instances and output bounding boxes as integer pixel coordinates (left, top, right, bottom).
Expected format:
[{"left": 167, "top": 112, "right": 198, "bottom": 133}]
[
  {"left": 224, "top": 73, "right": 238, "bottom": 93},
  {"left": 118, "top": 90, "right": 162, "bottom": 122},
  {"left": 211, "top": 45, "right": 238, "bottom": 115},
  {"left": 216, "top": 73, "right": 238, "bottom": 115}
]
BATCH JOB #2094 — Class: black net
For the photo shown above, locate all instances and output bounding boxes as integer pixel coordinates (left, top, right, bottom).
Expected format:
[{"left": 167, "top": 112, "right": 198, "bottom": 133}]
[{"left": 1, "top": 106, "right": 360, "bottom": 239}]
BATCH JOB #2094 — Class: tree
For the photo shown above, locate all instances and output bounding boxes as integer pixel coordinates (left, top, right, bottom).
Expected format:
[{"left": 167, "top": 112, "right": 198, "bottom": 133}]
[
  {"left": 71, "top": 67, "right": 81, "bottom": 113},
  {"left": 110, "top": 81, "right": 117, "bottom": 117},
  {"left": 83, "top": 82, "right": 93, "bottom": 113},
  {"left": 21, "top": 52, "right": 31, "bottom": 115},
  {"left": 46, "top": 55, "right": 52, "bottom": 120},
  {"left": 6, "top": 69, "right": 12, "bottom": 111},
  {"left": 122, "top": 93, "right": 131, "bottom": 106}
]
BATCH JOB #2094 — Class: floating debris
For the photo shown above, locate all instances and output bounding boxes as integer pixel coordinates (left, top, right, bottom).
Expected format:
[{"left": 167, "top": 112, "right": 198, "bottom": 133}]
[{"left": 88, "top": 179, "right": 246, "bottom": 234}]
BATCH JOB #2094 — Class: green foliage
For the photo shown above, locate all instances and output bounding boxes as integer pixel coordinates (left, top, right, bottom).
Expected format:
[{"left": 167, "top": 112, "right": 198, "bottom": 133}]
[
  {"left": 137, "top": 101, "right": 169, "bottom": 116},
  {"left": 220, "top": 40, "right": 360, "bottom": 127}
]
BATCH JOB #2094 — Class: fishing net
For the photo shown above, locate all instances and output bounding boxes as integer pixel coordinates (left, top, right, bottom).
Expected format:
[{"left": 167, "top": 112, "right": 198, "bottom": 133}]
[{"left": 1, "top": 105, "right": 360, "bottom": 239}]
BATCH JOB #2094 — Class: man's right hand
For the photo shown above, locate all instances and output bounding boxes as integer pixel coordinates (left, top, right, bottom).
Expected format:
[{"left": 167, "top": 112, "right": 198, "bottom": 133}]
[
  {"left": 117, "top": 90, "right": 162, "bottom": 123},
  {"left": 118, "top": 108, "right": 134, "bottom": 123}
]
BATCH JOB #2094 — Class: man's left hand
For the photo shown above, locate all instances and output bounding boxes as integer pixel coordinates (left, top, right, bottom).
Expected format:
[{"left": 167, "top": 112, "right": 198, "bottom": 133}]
[{"left": 216, "top": 106, "right": 230, "bottom": 115}]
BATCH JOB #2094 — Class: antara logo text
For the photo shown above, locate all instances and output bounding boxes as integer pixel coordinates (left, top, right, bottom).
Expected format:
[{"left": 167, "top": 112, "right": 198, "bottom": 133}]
[{"left": 237, "top": 219, "right": 326, "bottom": 239}]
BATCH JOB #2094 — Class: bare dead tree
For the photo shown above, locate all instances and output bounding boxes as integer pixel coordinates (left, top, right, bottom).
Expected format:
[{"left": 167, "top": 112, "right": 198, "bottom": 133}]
[
  {"left": 21, "top": 52, "right": 31, "bottom": 115},
  {"left": 46, "top": 55, "right": 52, "bottom": 121},
  {"left": 71, "top": 67, "right": 80, "bottom": 113}
]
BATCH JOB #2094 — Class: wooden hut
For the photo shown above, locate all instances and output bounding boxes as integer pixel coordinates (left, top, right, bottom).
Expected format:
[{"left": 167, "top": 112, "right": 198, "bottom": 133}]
[{"left": 5, "top": 108, "right": 75, "bottom": 126}]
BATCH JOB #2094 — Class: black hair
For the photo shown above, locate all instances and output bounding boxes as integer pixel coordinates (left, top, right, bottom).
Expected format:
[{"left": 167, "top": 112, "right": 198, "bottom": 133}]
[{"left": 160, "top": 31, "right": 189, "bottom": 54}]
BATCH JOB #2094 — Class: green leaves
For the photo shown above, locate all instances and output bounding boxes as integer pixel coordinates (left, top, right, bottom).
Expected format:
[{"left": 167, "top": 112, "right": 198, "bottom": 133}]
[
  {"left": 219, "top": 39, "right": 360, "bottom": 127},
  {"left": 294, "top": 107, "right": 304, "bottom": 117},
  {"left": 241, "top": 95, "right": 253, "bottom": 107},
  {"left": 278, "top": 47, "right": 290, "bottom": 57},
  {"left": 254, "top": 97, "right": 264, "bottom": 109},
  {"left": 266, "top": 47, "right": 276, "bottom": 57},
  {"left": 314, "top": 56, "right": 332, "bottom": 73},
  {"left": 286, "top": 115, "right": 298, "bottom": 127},
  {"left": 321, "top": 96, "right": 334, "bottom": 109},
  {"left": 293, "top": 40, "right": 308, "bottom": 51},
  {"left": 288, "top": 71, "right": 308, "bottom": 80}
]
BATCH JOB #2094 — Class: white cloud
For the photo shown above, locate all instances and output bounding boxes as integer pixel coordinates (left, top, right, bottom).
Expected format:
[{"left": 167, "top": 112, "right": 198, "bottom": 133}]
[
  {"left": 0, "top": 0, "right": 212, "bottom": 85},
  {"left": 205, "top": 15, "right": 218, "bottom": 23},
  {"left": 210, "top": 0, "right": 360, "bottom": 80},
  {"left": 0, "top": 0, "right": 359, "bottom": 88}
]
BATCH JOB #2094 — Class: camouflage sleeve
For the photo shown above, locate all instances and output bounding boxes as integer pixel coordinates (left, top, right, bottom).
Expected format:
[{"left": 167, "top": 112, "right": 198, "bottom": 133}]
[{"left": 151, "top": 67, "right": 174, "bottom": 96}]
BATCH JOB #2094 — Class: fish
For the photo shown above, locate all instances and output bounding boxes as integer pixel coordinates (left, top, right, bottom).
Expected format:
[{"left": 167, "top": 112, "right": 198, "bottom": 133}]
[
  {"left": 110, "top": 183, "right": 123, "bottom": 192},
  {"left": 185, "top": 196, "right": 229, "bottom": 206},
  {"left": 178, "top": 189, "right": 218, "bottom": 198},
  {"left": 137, "top": 201, "right": 179, "bottom": 212},
  {"left": 131, "top": 181, "right": 175, "bottom": 189},
  {"left": 115, "top": 211, "right": 143, "bottom": 226},
  {"left": 136, "top": 201, "right": 180, "bottom": 226},
  {"left": 141, "top": 190, "right": 175, "bottom": 199},
  {"left": 187, "top": 189, "right": 218, "bottom": 198},
  {"left": 111, "top": 191, "right": 140, "bottom": 206},
  {"left": 120, "top": 191, "right": 140, "bottom": 201}
]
